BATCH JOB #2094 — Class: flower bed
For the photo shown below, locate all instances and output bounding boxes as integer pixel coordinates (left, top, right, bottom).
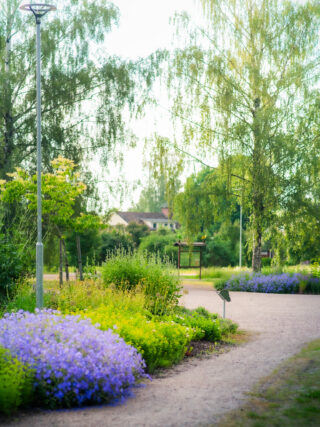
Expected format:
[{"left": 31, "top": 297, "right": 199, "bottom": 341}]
[
  {"left": 224, "top": 273, "right": 320, "bottom": 294},
  {"left": 80, "top": 305, "right": 197, "bottom": 372},
  {"left": 0, "top": 310, "right": 146, "bottom": 410}
]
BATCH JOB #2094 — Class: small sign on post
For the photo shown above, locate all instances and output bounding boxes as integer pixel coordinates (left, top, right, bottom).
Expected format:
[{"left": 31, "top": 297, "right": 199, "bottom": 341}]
[{"left": 217, "top": 289, "right": 231, "bottom": 318}]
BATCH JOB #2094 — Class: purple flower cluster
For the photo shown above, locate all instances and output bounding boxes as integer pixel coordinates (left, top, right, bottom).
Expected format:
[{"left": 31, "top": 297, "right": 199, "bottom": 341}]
[
  {"left": 224, "top": 273, "right": 320, "bottom": 294},
  {"left": 0, "top": 310, "right": 147, "bottom": 408}
]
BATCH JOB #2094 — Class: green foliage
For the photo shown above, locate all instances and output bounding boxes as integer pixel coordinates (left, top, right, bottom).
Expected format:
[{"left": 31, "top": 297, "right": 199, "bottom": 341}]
[
  {"left": 169, "top": 306, "right": 220, "bottom": 341},
  {"left": 126, "top": 222, "right": 150, "bottom": 248},
  {"left": 261, "top": 258, "right": 271, "bottom": 267},
  {"left": 66, "top": 228, "right": 102, "bottom": 267},
  {"left": 0, "top": 347, "right": 34, "bottom": 415},
  {"left": 163, "top": 0, "right": 320, "bottom": 271},
  {"left": 0, "top": 235, "right": 31, "bottom": 305},
  {"left": 170, "top": 306, "right": 238, "bottom": 341},
  {"left": 204, "top": 236, "right": 236, "bottom": 267},
  {"left": 80, "top": 305, "right": 196, "bottom": 372},
  {"left": 98, "top": 228, "right": 134, "bottom": 263},
  {"left": 139, "top": 232, "right": 178, "bottom": 265},
  {"left": 102, "top": 250, "right": 181, "bottom": 315},
  {"left": 173, "top": 167, "right": 249, "bottom": 267},
  {"left": 0, "top": 157, "right": 87, "bottom": 228},
  {"left": 4, "top": 282, "right": 58, "bottom": 314},
  {"left": 174, "top": 168, "right": 217, "bottom": 238}
]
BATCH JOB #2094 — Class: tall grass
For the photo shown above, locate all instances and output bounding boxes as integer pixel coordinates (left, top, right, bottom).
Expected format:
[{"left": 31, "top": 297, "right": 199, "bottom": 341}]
[
  {"left": 197, "top": 266, "right": 250, "bottom": 280},
  {"left": 3, "top": 279, "right": 147, "bottom": 315}
]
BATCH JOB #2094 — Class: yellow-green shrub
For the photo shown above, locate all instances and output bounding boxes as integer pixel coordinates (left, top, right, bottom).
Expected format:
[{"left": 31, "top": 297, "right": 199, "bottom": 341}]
[
  {"left": 79, "top": 305, "right": 198, "bottom": 372},
  {"left": 0, "top": 347, "right": 34, "bottom": 415}
]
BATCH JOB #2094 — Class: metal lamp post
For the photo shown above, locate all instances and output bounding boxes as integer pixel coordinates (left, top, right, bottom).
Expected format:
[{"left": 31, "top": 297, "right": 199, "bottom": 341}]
[
  {"left": 239, "top": 202, "right": 242, "bottom": 267},
  {"left": 20, "top": 4, "right": 56, "bottom": 308}
]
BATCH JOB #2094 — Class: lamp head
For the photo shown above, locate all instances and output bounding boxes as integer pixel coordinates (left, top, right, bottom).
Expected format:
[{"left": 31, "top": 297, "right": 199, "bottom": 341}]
[{"left": 20, "top": 3, "right": 56, "bottom": 19}]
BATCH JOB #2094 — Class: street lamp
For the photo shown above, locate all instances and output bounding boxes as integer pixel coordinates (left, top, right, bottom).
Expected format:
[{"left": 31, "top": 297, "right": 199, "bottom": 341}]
[{"left": 20, "top": 4, "right": 56, "bottom": 308}]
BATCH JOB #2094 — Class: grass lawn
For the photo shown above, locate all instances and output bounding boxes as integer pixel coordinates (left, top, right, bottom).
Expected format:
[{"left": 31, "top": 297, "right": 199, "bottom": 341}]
[{"left": 217, "top": 339, "right": 320, "bottom": 427}]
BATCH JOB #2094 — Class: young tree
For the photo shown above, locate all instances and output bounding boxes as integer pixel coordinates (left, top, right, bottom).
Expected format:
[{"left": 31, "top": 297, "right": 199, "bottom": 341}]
[
  {"left": 0, "top": 156, "right": 101, "bottom": 284},
  {"left": 161, "top": 0, "right": 320, "bottom": 271}
]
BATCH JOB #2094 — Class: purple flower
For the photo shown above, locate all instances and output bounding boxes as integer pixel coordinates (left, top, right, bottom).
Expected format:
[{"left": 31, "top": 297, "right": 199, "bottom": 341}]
[
  {"left": 0, "top": 310, "right": 147, "bottom": 408},
  {"left": 225, "top": 273, "right": 320, "bottom": 294}
]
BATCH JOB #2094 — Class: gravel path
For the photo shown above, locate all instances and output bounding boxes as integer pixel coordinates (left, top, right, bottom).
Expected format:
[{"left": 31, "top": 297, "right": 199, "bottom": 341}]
[{"left": 6, "top": 286, "right": 320, "bottom": 427}]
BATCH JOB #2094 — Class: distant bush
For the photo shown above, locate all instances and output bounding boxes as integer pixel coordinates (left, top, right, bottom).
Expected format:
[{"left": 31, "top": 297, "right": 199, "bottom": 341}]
[
  {"left": 0, "top": 346, "right": 33, "bottom": 415},
  {"left": 0, "top": 235, "right": 31, "bottom": 305},
  {"left": 102, "top": 250, "right": 181, "bottom": 315},
  {"left": 203, "top": 237, "right": 236, "bottom": 267},
  {"left": 126, "top": 222, "right": 150, "bottom": 247},
  {"left": 261, "top": 257, "right": 272, "bottom": 267},
  {"left": 98, "top": 229, "right": 133, "bottom": 263},
  {"left": 139, "top": 233, "right": 178, "bottom": 265}
]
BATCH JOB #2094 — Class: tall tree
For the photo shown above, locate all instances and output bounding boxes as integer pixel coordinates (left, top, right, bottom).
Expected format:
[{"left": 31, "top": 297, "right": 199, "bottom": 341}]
[
  {"left": 160, "top": 0, "right": 320, "bottom": 271},
  {"left": 0, "top": 0, "right": 136, "bottom": 178}
]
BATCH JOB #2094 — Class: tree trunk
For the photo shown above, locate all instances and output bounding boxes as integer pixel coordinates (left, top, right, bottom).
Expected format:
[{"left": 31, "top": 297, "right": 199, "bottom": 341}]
[
  {"left": 251, "top": 94, "right": 264, "bottom": 273},
  {"left": 59, "top": 238, "right": 63, "bottom": 287},
  {"left": 252, "top": 225, "right": 262, "bottom": 272},
  {"left": 62, "top": 238, "right": 69, "bottom": 281},
  {"left": 76, "top": 234, "right": 83, "bottom": 281}
]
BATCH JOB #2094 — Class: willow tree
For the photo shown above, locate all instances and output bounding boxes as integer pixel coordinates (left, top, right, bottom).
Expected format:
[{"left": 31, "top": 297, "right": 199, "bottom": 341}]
[
  {"left": 164, "top": 0, "right": 320, "bottom": 271},
  {"left": 0, "top": 0, "right": 136, "bottom": 178}
]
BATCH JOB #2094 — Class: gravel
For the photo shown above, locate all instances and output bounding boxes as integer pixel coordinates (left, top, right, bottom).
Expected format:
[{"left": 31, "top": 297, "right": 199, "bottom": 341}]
[{"left": 4, "top": 285, "right": 320, "bottom": 427}]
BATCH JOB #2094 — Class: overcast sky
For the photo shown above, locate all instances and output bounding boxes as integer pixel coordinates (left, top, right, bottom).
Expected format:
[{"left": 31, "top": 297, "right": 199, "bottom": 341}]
[{"left": 104, "top": 0, "right": 199, "bottom": 59}]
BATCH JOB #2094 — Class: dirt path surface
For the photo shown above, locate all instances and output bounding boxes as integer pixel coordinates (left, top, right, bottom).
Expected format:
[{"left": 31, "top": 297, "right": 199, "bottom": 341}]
[{"left": 6, "top": 287, "right": 320, "bottom": 427}]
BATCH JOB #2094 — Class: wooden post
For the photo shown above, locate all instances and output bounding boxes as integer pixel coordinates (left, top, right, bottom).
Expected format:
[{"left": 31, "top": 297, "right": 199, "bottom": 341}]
[
  {"left": 200, "top": 247, "right": 202, "bottom": 280},
  {"left": 59, "top": 238, "right": 63, "bottom": 287},
  {"left": 62, "top": 238, "right": 69, "bottom": 281}
]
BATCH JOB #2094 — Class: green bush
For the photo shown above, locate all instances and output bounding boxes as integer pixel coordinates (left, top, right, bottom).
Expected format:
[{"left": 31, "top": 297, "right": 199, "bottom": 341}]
[
  {"left": 126, "top": 222, "right": 150, "bottom": 247},
  {"left": 0, "top": 235, "right": 31, "bottom": 305},
  {"left": 0, "top": 346, "right": 34, "bottom": 415},
  {"left": 102, "top": 250, "right": 181, "bottom": 315},
  {"left": 139, "top": 232, "right": 178, "bottom": 265},
  {"left": 4, "top": 281, "right": 59, "bottom": 314},
  {"left": 98, "top": 229, "right": 134, "bottom": 263},
  {"left": 168, "top": 306, "right": 238, "bottom": 341},
  {"left": 261, "top": 257, "right": 272, "bottom": 267}
]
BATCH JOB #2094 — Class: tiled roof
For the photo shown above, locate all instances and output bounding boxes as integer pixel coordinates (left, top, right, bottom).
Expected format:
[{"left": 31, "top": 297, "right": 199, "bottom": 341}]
[{"left": 117, "top": 212, "right": 169, "bottom": 223}]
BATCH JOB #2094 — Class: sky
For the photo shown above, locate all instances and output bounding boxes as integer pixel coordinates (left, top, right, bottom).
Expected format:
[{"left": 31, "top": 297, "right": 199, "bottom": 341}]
[
  {"left": 104, "top": 0, "right": 199, "bottom": 59},
  {"left": 94, "top": 0, "right": 206, "bottom": 210}
]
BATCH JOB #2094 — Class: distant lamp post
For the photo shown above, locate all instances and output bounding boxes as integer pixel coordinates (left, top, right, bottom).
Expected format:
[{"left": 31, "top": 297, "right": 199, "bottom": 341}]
[{"left": 20, "top": 4, "right": 56, "bottom": 308}]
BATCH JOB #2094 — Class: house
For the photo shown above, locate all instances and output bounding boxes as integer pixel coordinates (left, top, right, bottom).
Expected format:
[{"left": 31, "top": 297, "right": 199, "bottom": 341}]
[{"left": 109, "top": 207, "right": 179, "bottom": 231}]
